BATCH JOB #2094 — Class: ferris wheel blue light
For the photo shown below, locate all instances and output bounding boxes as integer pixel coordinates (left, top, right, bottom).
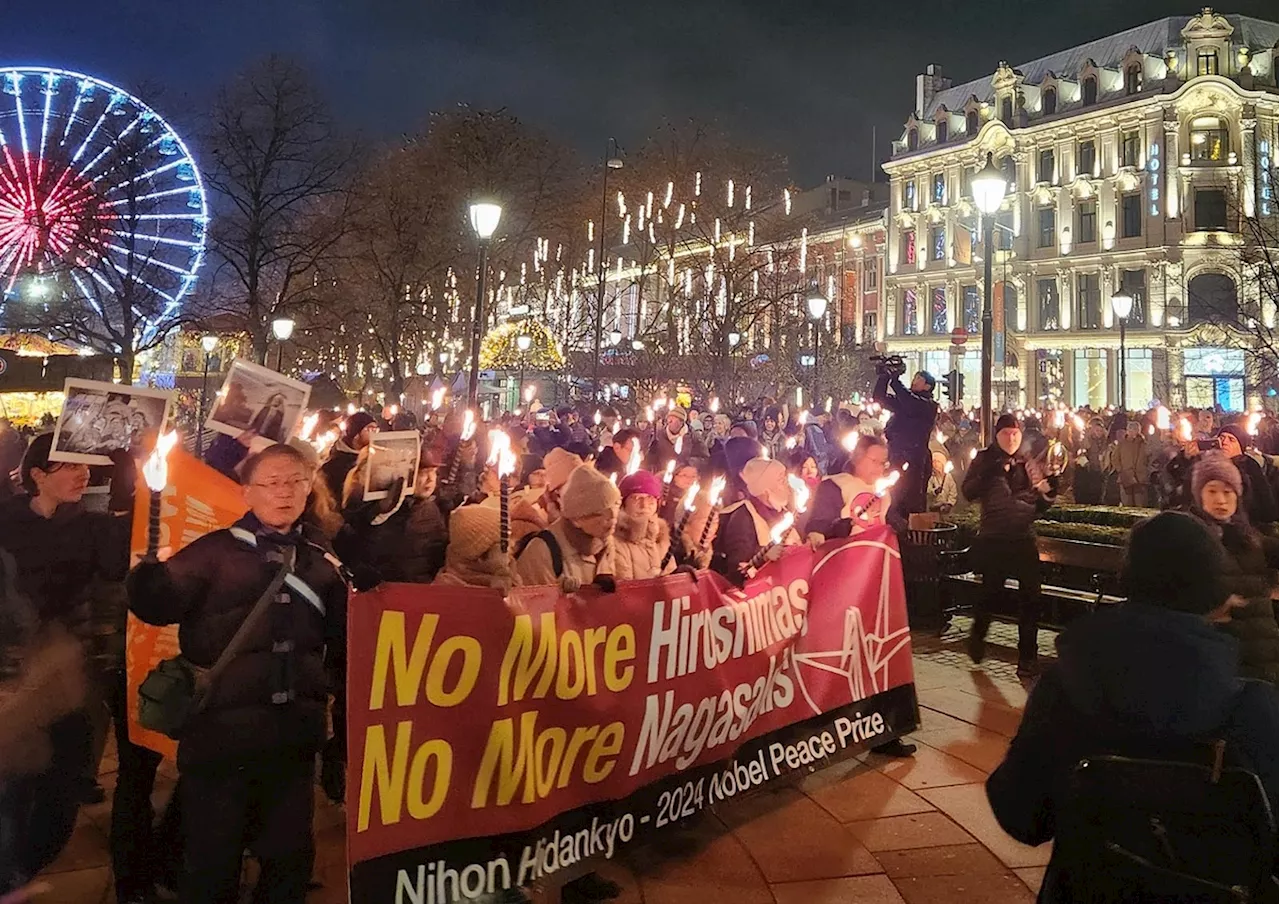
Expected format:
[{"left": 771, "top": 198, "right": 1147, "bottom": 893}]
[{"left": 0, "top": 65, "right": 208, "bottom": 319}]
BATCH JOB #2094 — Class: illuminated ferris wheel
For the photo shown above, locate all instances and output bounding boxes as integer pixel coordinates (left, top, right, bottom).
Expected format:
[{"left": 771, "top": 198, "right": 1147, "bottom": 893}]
[{"left": 0, "top": 66, "right": 207, "bottom": 320}]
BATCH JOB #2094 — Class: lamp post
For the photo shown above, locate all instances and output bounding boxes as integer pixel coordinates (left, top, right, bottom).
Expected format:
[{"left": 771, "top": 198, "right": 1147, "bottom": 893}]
[
  {"left": 971, "top": 151, "right": 1009, "bottom": 445},
  {"left": 467, "top": 200, "right": 503, "bottom": 408},
  {"left": 196, "top": 334, "right": 218, "bottom": 458},
  {"left": 516, "top": 332, "right": 531, "bottom": 412},
  {"left": 591, "top": 139, "right": 624, "bottom": 403},
  {"left": 271, "top": 317, "right": 294, "bottom": 372},
  {"left": 1110, "top": 290, "right": 1133, "bottom": 412},
  {"left": 806, "top": 294, "right": 828, "bottom": 406}
]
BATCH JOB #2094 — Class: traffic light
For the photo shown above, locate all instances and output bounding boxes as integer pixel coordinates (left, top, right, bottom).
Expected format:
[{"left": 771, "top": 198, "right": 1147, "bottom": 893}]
[
  {"left": 943, "top": 370, "right": 964, "bottom": 405},
  {"left": 955, "top": 371, "right": 965, "bottom": 403}
]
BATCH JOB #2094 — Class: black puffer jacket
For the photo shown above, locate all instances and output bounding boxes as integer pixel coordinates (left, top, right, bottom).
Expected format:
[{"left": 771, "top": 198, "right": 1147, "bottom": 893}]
[
  {"left": 961, "top": 446, "right": 1055, "bottom": 539},
  {"left": 1189, "top": 508, "right": 1278, "bottom": 684},
  {"left": 127, "top": 513, "right": 348, "bottom": 769}
]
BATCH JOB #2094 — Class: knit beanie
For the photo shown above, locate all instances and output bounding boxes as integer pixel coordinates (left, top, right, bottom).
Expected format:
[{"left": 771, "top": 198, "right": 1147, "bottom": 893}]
[
  {"left": 667, "top": 406, "right": 689, "bottom": 424},
  {"left": 742, "top": 458, "right": 788, "bottom": 507},
  {"left": 1215, "top": 424, "right": 1249, "bottom": 452},
  {"left": 724, "top": 436, "right": 764, "bottom": 478},
  {"left": 1122, "top": 511, "right": 1226, "bottom": 614},
  {"left": 619, "top": 470, "right": 663, "bottom": 502},
  {"left": 448, "top": 504, "right": 502, "bottom": 560},
  {"left": 994, "top": 413, "right": 1020, "bottom": 434},
  {"left": 560, "top": 464, "right": 621, "bottom": 521},
  {"left": 343, "top": 411, "right": 377, "bottom": 446},
  {"left": 543, "top": 447, "right": 584, "bottom": 491},
  {"left": 1191, "top": 450, "right": 1243, "bottom": 502}
]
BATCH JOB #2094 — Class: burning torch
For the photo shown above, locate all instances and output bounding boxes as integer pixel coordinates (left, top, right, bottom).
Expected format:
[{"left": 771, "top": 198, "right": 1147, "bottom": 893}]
[
  {"left": 487, "top": 429, "right": 517, "bottom": 553},
  {"left": 445, "top": 410, "right": 477, "bottom": 486},
  {"left": 142, "top": 431, "right": 178, "bottom": 559},
  {"left": 661, "top": 481, "right": 701, "bottom": 570},
  {"left": 698, "top": 475, "right": 727, "bottom": 549},
  {"left": 743, "top": 512, "right": 795, "bottom": 574}
]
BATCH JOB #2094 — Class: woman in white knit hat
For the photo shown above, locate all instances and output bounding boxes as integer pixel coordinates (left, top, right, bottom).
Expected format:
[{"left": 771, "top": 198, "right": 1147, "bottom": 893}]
[{"left": 515, "top": 464, "right": 618, "bottom": 592}]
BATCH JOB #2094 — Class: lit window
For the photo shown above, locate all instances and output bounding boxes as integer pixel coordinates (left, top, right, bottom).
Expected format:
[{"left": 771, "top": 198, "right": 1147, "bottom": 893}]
[
  {"left": 1190, "top": 116, "right": 1229, "bottom": 162},
  {"left": 1038, "top": 279, "right": 1060, "bottom": 330},
  {"left": 902, "top": 289, "right": 919, "bottom": 335},
  {"left": 902, "top": 230, "right": 916, "bottom": 266},
  {"left": 1197, "top": 49, "right": 1219, "bottom": 76},
  {"left": 930, "top": 225, "right": 946, "bottom": 261},
  {"left": 963, "top": 285, "right": 980, "bottom": 333},
  {"left": 932, "top": 173, "right": 945, "bottom": 204},
  {"left": 931, "top": 287, "right": 948, "bottom": 333},
  {"left": 902, "top": 180, "right": 916, "bottom": 211}
]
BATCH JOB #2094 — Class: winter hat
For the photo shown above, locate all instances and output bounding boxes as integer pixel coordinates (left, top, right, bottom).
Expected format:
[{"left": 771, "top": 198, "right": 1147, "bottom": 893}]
[
  {"left": 619, "top": 470, "right": 663, "bottom": 502},
  {"left": 736, "top": 420, "right": 760, "bottom": 440},
  {"left": 448, "top": 504, "right": 501, "bottom": 560},
  {"left": 560, "top": 463, "right": 621, "bottom": 521},
  {"left": 994, "top": 413, "right": 1020, "bottom": 434},
  {"left": 742, "top": 458, "right": 788, "bottom": 507},
  {"left": 543, "top": 447, "right": 584, "bottom": 491},
  {"left": 1122, "top": 511, "right": 1226, "bottom": 614},
  {"left": 1191, "top": 450, "right": 1243, "bottom": 502},
  {"left": 1215, "top": 424, "right": 1249, "bottom": 452},
  {"left": 724, "top": 436, "right": 764, "bottom": 477},
  {"left": 343, "top": 412, "right": 377, "bottom": 446},
  {"left": 666, "top": 406, "right": 689, "bottom": 424}
]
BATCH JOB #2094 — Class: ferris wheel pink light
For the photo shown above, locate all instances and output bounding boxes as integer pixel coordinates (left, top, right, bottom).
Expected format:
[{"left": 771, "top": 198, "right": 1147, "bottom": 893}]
[{"left": 0, "top": 66, "right": 207, "bottom": 325}]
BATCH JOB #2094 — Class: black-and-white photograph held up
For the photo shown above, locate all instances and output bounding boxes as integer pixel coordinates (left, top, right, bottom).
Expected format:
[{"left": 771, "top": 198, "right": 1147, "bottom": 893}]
[
  {"left": 363, "top": 430, "right": 420, "bottom": 502},
  {"left": 49, "top": 378, "right": 174, "bottom": 466},
  {"left": 205, "top": 358, "right": 312, "bottom": 445}
]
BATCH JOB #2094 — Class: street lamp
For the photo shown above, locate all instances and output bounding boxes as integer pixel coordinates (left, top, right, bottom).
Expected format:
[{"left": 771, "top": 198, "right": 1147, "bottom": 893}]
[
  {"left": 197, "top": 334, "right": 218, "bottom": 458},
  {"left": 728, "top": 331, "right": 741, "bottom": 348},
  {"left": 271, "top": 317, "right": 295, "bottom": 372},
  {"left": 1110, "top": 290, "right": 1133, "bottom": 412},
  {"left": 609, "top": 329, "right": 623, "bottom": 346},
  {"left": 807, "top": 294, "right": 828, "bottom": 406},
  {"left": 972, "top": 151, "right": 1009, "bottom": 445},
  {"left": 592, "top": 138, "right": 624, "bottom": 402},
  {"left": 516, "top": 331, "right": 532, "bottom": 413},
  {"left": 467, "top": 200, "right": 503, "bottom": 407}
]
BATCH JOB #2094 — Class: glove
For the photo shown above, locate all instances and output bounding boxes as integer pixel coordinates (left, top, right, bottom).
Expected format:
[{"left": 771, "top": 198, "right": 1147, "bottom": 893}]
[
  {"left": 559, "top": 574, "right": 582, "bottom": 594},
  {"left": 350, "top": 564, "right": 383, "bottom": 592},
  {"left": 593, "top": 574, "right": 617, "bottom": 593}
]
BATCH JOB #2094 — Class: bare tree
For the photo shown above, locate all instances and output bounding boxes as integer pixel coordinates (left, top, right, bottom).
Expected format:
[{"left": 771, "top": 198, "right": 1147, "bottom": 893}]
[{"left": 205, "top": 56, "right": 355, "bottom": 362}]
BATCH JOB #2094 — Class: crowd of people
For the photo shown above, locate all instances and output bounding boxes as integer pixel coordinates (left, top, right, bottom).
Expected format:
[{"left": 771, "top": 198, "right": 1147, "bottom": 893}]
[{"left": 0, "top": 360, "right": 1276, "bottom": 903}]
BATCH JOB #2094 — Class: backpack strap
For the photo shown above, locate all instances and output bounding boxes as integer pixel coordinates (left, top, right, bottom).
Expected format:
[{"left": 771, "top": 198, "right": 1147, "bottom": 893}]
[{"left": 515, "top": 529, "right": 564, "bottom": 578}]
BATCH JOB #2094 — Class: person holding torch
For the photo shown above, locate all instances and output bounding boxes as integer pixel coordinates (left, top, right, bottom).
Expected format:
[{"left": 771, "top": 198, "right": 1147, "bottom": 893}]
[{"left": 711, "top": 457, "right": 796, "bottom": 586}]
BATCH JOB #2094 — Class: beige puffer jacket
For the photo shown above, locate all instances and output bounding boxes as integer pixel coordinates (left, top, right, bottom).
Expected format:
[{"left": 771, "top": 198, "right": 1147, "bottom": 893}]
[{"left": 612, "top": 508, "right": 676, "bottom": 580}]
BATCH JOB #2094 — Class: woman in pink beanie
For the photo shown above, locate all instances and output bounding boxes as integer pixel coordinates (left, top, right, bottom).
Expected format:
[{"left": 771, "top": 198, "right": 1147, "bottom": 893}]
[{"left": 613, "top": 471, "right": 675, "bottom": 580}]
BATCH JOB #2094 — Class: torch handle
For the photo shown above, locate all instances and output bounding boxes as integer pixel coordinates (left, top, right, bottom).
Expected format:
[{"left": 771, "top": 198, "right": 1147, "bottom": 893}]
[
  {"left": 661, "top": 509, "right": 693, "bottom": 570},
  {"left": 146, "top": 489, "right": 162, "bottom": 558},
  {"left": 499, "top": 483, "right": 510, "bottom": 554},
  {"left": 745, "top": 542, "right": 773, "bottom": 573},
  {"left": 444, "top": 447, "right": 461, "bottom": 488},
  {"left": 698, "top": 507, "right": 720, "bottom": 549}
]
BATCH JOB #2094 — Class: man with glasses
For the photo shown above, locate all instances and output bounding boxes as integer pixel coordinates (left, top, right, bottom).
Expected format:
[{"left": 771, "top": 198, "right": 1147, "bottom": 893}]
[{"left": 129, "top": 443, "right": 348, "bottom": 904}]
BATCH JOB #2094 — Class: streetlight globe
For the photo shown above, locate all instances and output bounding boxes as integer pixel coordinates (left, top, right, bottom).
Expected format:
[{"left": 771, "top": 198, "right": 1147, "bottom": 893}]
[
  {"left": 631, "top": 339, "right": 645, "bottom": 351},
  {"left": 807, "top": 294, "right": 829, "bottom": 321},
  {"left": 609, "top": 329, "right": 623, "bottom": 346},
  {"left": 728, "top": 331, "right": 741, "bottom": 348},
  {"left": 516, "top": 333, "right": 532, "bottom": 353},
  {"left": 1110, "top": 290, "right": 1134, "bottom": 320},
  {"left": 200, "top": 334, "right": 218, "bottom": 354},
  {"left": 469, "top": 201, "right": 503, "bottom": 240},
  {"left": 271, "top": 317, "right": 295, "bottom": 341},
  {"left": 972, "top": 151, "right": 1008, "bottom": 215},
  {"left": 606, "top": 155, "right": 624, "bottom": 170}
]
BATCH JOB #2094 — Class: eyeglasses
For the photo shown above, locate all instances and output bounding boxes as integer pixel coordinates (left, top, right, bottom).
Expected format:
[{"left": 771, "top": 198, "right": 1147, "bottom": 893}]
[{"left": 250, "top": 477, "right": 310, "bottom": 492}]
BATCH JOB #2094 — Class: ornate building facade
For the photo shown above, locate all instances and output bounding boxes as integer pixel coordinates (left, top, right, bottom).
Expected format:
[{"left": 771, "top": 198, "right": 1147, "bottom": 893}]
[{"left": 882, "top": 10, "right": 1278, "bottom": 411}]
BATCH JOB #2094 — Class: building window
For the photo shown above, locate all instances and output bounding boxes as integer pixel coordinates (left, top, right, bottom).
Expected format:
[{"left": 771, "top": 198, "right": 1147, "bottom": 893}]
[
  {"left": 1121, "top": 131, "right": 1140, "bottom": 168},
  {"left": 1076, "top": 273, "right": 1101, "bottom": 329},
  {"left": 1042, "top": 88, "right": 1057, "bottom": 115},
  {"left": 862, "top": 311, "right": 878, "bottom": 339},
  {"left": 1194, "top": 189, "right": 1228, "bottom": 230},
  {"left": 907, "top": 128, "right": 918, "bottom": 151},
  {"left": 966, "top": 110, "right": 979, "bottom": 136},
  {"left": 1188, "top": 272, "right": 1239, "bottom": 324},
  {"left": 862, "top": 261, "right": 878, "bottom": 291},
  {"left": 902, "top": 289, "right": 919, "bottom": 335},
  {"left": 1190, "top": 116, "right": 1229, "bottom": 162},
  {"left": 1038, "top": 206, "right": 1056, "bottom": 248},
  {"left": 902, "top": 230, "right": 916, "bottom": 266},
  {"left": 932, "top": 173, "right": 945, "bottom": 204},
  {"left": 996, "top": 211, "right": 1014, "bottom": 250},
  {"left": 929, "top": 225, "right": 946, "bottom": 261},
  {"left": 1077, "top": 199, "right": 1097, "bottom": 243},
  {"left": 1003, "top": 284, "right": 1019, "bottom": 332},
  {"left": 1082, "top": 76, "right": 1097, "bottom": 106},
  {"left": 902, "top": 180, "right": 916, "bottom": 211},
  {"left": 1121, "top": 193, "right": 1142, "bottom": 238},
  {"left": 1037, "top": 279, "right": 1060, "bottom": 330},
  {"left": 1037, "top": 149, "right": 1054, "bottom": 183},
  {"left": 1073, "top": 349, "right": 1109, "bottom": 408},
  {"left": 963, "top": 285, "right": 980, "bottom": 333},
  {"left": 1124, "top": 63, "right": 1142, "bottom": 95},
  {"left": 936, "top": 119, "right": 948, "bottom": 143},
  {"left": 931, "top": 287, "right": 948, "bottom": 333},
  {"left": 1077, "top": 139, "right": 1096, "bottom": 176},
  {"left": 1197, "top": 49, "right": 1219, "bottom": 76},
  {"left": 1119, "top": 269, "right": 1146, "bottom": 324},
  {"left": 1000, "top": 96, "right": 1013, "bottom": 125}
]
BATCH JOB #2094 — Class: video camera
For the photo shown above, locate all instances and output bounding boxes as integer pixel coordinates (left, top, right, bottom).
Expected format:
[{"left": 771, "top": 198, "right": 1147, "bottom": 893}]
[{"left": 870, "top": 354, "right": 907, "bottom": 377}]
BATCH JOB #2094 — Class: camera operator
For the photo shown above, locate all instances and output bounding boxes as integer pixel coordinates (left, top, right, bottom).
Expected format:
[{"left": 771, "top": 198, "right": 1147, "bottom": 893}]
[{"left": 872, "top": 357, "right": 938, "bottom": 519}]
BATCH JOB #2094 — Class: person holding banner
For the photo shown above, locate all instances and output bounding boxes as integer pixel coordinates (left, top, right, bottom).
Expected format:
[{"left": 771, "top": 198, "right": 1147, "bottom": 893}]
[
  {"left": 711, "top": 457, "right": 796, "bottom": 585},
  {"left": 127, "top": 443, "right": 349, "bottom": 904},
  {"left": 806, "top": 434, "right": 894, "bottom": 545},
  {"left": 434, "top": 504, "right": 513, "bottom": 590},
  {"left": 612, "top": 471, "right": 676, "bottom": 581},
  {"left": 515, "top": 464, "right": 619, "bottom": 592}
]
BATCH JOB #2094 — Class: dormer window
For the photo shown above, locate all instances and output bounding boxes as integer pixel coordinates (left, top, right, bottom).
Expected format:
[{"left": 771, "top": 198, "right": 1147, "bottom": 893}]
[
  {"left": 1082, "top": 76, "right": 1098, "bottom": 105},
  {"left": 1000, "top": 97, "right": 1013, "bottom": 125},
  {"left": 1196, "top": 49, "right": 1219, "bottom": 76},
  {"left": 966, "top": 110, "right": 980, "bottom": 136},
  {"left": 1042, "top": 88, "right": 1057, "bottom": 115},
  {"left": 907, "top": 128, "right": 919, "bottom": 151},
  {"left": 1124, "top": 64, "right": 1143, "bottom": 95},
  {"left": 936, "top": 119, "right": 948, "bottom": 143}
]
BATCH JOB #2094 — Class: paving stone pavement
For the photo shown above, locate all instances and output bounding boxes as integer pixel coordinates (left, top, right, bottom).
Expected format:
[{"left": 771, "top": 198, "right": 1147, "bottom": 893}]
[{"left": 40, "top": 626, "right": 1050, "bottom": 904}]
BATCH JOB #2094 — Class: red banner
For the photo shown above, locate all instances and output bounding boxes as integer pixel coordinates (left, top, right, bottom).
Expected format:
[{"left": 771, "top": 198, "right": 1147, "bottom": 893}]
[{"left": 347, "top": 526, "right": 916, "bottom": 893}]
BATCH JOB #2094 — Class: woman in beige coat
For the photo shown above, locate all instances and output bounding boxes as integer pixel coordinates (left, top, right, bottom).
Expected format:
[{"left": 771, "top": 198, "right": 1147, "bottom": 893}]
[{"left": 612, "top": 471, "right": 676, "bottom": 580}]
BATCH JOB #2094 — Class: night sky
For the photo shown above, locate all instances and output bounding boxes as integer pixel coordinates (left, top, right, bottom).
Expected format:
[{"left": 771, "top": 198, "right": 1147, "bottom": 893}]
[{"left": 8, "top": 0, "right": 1278, "bottom": 184}]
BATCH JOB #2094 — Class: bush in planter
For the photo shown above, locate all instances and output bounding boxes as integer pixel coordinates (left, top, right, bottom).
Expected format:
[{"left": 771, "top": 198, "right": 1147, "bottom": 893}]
[{"left": 1042, "top": 504, "right": 1157, "bottom": 529}]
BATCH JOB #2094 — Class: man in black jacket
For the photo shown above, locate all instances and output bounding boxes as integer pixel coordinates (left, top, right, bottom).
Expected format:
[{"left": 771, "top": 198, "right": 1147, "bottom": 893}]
[
  {"left": 129, "top": 443, "right": 348, "bottom": 904},
  {"left": 961, "top": 413, "right": 1055, "bottom": 676},
  {"left": 873, "top": 368, "right": 938, "bottom": 519}
]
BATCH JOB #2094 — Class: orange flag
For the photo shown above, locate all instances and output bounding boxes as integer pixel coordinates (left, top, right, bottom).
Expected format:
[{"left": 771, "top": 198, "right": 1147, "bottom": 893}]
[{"left": 126, "top": 448, "right": 247, "bottom": 756}]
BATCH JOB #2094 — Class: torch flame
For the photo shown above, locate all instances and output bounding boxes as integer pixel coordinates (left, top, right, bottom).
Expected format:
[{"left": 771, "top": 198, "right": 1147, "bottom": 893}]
[
  {"left": 593, "top": 410, "right": 602, "bottom": 426},
  {"left": 298, "top": 412, "right": 319, "bottom": 441},
  {"left": 486, "top": 429, "right": 517, "bottom": 477},
  {"left": 143, "top": 430, "right": 179, "bottom": 493},
  {"left": 709, "top": 396, "right": 720, "bottom": 413},
  {"left": 461, "top": 410, "right": 477, "bottom": 442},
  {"left": 347, "top": 403, "right": 357, "bottom": 416},
  {"left": 431, "top": 387, "right": 446, "bottom": 411},
  {"left": 787, "top": 474, "right": 810, "bottom": 513},
  {"left": 798, "top": 410, "right": 809, "bottom": 427},
  {"left": 708, "top": 475, "right": 727, "bottom": 506},
  {"left": 1072, "top": 414, "right": 1085, "bottom": 431},
  {"left": 841, "top": 432, "right": 859, "bottom": 452},
  {"left": 944, "top": 461, "right": 954, "bottom": 474},
  {"left": 625, "top": 439, "right": 642, "bottom": 476},
  {"left": 785, "top": 436, "right": 797, "bottom": 450},
  {"left": 768, "top": 512, "right": 795, "bottom": 545},
  {"left": 1247, "top": 412, "right": 1261, "bottom": 437},
  {"left": 1155, "top": 405, "right": 1170, "bottom": 431},
  {"left": 1178, "top": 417, "right": 1193, "bottom": 442},
  {"left": 969, "top": 448, "right": 978, "bottom": 461},
  {"left": 674, "top": 435, "right": 684, "bottom": 456},
  {"left": 682, "top": 482, "right": 700, "bottom": 512},
  {"left": 663, "top": 460, "right": 676, "bottom": 483}
]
